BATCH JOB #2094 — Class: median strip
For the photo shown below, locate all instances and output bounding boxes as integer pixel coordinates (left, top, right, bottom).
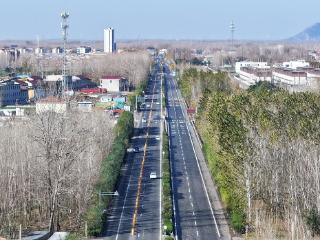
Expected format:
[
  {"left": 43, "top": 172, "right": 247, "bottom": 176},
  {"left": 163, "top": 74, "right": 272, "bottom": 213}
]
[{"left": 162, "top": 129, "right": 174, "bottom": 239}]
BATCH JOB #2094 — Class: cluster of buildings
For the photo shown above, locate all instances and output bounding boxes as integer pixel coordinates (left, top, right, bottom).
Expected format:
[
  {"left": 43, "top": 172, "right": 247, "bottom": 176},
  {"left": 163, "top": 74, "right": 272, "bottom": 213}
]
[
  {"left": 0, "top": 75, "right": 44, "bottom": 106},
  {"left": 0, "top": 26, "right": 128, "bottom": 118},
  {"left": 0, "top": 72, "right": 131, "bottom": 117},
  {"left": 0, "top": 27, "right": 117, "bottom": 58},
  {"left": 0, "top": 45, "right": 93, "bottom": 57},
  {"left": 35, "top": 75, "right": 130, "bottom": 115},
  {"left": 235, "top": 60, "right": 320, "bottom": 87}
]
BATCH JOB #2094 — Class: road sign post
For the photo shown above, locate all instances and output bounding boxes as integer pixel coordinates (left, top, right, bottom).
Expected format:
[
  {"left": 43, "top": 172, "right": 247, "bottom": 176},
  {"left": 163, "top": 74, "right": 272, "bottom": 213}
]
[{"left": 98, "top": 191, "right": 119, "bottom": 206}]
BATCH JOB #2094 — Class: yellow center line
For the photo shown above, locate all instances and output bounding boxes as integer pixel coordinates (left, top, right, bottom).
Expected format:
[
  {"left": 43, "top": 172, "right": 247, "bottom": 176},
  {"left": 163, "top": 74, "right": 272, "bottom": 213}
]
[{"left": 131, "top": 81, "right": 157, "bottom": 236}]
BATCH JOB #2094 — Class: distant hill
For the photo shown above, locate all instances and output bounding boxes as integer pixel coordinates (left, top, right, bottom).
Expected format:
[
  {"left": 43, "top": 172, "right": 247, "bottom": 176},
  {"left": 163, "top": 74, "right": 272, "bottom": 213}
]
[{"left": 289, "top": 23, "right": 320, "bottom": 42}]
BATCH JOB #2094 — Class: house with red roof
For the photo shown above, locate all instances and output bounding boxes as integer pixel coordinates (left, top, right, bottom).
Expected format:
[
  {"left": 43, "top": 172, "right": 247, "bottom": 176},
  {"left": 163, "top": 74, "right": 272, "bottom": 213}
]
[{"left": 100, "top": 75, "right": 129, "bottom": 92}]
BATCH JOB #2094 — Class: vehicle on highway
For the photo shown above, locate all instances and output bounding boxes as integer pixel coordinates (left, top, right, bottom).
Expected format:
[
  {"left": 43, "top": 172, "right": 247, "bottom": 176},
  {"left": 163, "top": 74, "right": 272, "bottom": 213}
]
[
  {"left": 127, "top": 147, "right": 135, "bottom": 153},
  {"left": 127, "top": 147, "right": 140, "bottom": 153},
  {"left": 146, "top": 104, "right": 151, "bottom": 108},
  {"left": 149, "top": 172, "right": 157, "bottom": 179},
  {"left": 134, "top": 147, "right": 140, "bottom": 152},
  {"left": 142, "top": 118, "right": 147, "bottom": 123}
]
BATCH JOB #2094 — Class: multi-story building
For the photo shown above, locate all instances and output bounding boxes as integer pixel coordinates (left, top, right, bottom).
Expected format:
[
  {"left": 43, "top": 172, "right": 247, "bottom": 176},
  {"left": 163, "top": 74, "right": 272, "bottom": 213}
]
[
  {"left": 235, "top": 61, "right": 271, "bottom": 85},
  {"left": 273, "top": 68, "right": 308, "bottom": 85},
  {"left": 100, "top": 76, "right": 129, "bottom": 92},
  {"left": 44, "top": 75, "right": 97, "bottom": 94},
  {"left": 235, "top": 61, "right": 269, "bottom": 73},
  {"left": 0, "top": 80, "right": 28, "bottom": 106},
  {"left": 104, "top": 27, "right": 116, "bottom": 53},
  {"left": 52, "top": 47, "right": 63, "bottom": 54},
  {"left": 237, "top": 67, "right": 272, "bottom": 85},
  {"left": 282, "top": 60, "right": 310, "bottom": 70},
  {"left": 35, "top": 47, "right": 51, "bottom": 55},
  {"left": 304, "top": 68, "right": 320, "bottom": 88},
  {"left": 77, "top": 46, "right": 92, "bottom": 54}
]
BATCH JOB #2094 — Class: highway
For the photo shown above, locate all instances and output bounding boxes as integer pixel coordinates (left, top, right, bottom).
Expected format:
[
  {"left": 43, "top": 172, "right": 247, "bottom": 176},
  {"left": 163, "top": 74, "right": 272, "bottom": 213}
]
[
  {"left": 103, "top": 63, "right": 163, "bottom": 240},
  {"left": 164, "top": 64, "right": 220, "bottom": 240}
]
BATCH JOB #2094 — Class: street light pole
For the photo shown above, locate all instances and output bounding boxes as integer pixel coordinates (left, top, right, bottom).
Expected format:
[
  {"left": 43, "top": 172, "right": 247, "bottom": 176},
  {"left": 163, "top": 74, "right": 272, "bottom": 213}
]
[{"left": 135, "top": 94, "right": 138, "bottom": 111}]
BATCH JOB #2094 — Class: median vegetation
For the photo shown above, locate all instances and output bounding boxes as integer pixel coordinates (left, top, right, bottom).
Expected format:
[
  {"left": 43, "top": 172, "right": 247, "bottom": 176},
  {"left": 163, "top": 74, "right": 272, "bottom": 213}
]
[
  {"left": 162, "top": 130, "right": 174, "bottom": 238},
  {"left": 85, "top": 111, "right": 134, "bottom": 236},
  {"left": 179, "top": 68, "right": 320, "bottom": 238}
]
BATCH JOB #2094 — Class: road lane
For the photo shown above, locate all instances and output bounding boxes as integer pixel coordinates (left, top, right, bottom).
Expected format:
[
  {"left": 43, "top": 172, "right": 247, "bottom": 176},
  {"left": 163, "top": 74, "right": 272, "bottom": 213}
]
[
  {"left": 165, "top": 64, "right": 220, "bottom": 240},
  {"left": 103, "top": 63, "right": 162, "bottom": 240}
]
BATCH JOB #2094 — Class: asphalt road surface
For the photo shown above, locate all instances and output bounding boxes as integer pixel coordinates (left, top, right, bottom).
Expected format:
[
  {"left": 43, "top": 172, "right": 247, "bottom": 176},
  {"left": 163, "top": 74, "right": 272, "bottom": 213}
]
[
  {"left": 103, "top": 63, "right": 162, "bottom": 240},
  {"left": 164, "top": 64, "right": 220, "bottom": 240},
  {"left": 102, "top": 57, "right": 220, "bottom": 240}
]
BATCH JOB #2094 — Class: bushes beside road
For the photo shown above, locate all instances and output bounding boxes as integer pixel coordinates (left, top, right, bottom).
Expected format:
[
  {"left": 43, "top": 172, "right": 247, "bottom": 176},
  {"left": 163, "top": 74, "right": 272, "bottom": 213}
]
[
  {"left": 162, "top": 130, "right": 174, "bottom": 236},
  {"left": 128, "top": 79, "right": 147, "bottom": 110},
  {"left": 86, "top": 111, "right": 134, "bottom": 236}
]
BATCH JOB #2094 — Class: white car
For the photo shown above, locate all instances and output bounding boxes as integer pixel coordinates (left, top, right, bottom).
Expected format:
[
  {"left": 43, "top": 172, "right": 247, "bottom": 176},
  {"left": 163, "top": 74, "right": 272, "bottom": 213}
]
[
  {"left": 127, "top": 148, "right": 135, "bottom": 153},
  {"left": 127, "top": 147, "right": 139, "bottom": 153},
  {"left": 142, "top": 118, "right": 147, "bottom": 123},
  {"left": 150, "top": 172, "right": 157, "bottom": 179}
]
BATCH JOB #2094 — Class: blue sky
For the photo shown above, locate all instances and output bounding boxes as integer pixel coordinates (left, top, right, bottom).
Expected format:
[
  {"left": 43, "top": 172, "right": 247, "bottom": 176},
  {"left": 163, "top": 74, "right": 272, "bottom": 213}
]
[{"left": 0, "top": 0, "right": 319, "bottom": 41}]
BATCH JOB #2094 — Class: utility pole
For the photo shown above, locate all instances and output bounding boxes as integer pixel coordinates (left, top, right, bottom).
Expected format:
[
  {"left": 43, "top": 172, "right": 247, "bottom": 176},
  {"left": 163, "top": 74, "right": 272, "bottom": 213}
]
[
  {"left": 61, "top": 11, "right": 69, "bottom": 97},
  {"left": 135, "top": 94, "right": 138, "bottom": 111}
]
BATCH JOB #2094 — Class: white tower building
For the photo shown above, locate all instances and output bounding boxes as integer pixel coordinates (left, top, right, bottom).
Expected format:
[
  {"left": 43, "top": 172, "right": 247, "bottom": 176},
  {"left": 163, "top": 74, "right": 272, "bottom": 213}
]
[{"left": 104, "top": 27, "right": 116, "bottom": 53}]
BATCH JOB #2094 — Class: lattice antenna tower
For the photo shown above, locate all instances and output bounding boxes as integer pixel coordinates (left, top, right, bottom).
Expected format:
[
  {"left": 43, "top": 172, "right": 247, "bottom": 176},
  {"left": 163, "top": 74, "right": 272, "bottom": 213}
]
[
  {"left": 230, "top": 20, "right": 236, "bottom": 49},
  {"left": 61, "top": 11, "right": 69, "bottom": 95}
]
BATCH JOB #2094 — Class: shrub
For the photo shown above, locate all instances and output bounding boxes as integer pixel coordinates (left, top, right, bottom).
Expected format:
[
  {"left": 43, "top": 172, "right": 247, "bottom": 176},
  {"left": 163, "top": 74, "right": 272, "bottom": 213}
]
[
  {"left": 86, "top": 112, "right": 134, "bottom": 236},
  {"left": 306, "top": 208, "right": 320, "bottom": 236}
]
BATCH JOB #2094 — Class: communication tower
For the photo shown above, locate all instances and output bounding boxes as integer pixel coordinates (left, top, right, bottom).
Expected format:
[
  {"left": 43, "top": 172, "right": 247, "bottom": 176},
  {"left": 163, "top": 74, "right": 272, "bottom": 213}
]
[{"left": 61, "top": 11, "right": 69, "bottom": 95}]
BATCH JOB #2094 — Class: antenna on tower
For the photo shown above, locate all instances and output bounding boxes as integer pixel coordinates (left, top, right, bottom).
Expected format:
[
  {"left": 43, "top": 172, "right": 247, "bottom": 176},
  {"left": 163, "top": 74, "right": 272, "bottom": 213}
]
[
  {"left": 230, "top": 20, "right": 235, "bottom": 49},
  {"left": 61, "top": 11, "right": 69, "bottom": 96}
]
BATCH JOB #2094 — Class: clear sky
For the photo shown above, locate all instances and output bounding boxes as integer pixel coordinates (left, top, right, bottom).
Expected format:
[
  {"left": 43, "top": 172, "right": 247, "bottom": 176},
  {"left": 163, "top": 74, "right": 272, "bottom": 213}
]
[{"left": 0, "top": 0, "right": 319, "bottom": 41}]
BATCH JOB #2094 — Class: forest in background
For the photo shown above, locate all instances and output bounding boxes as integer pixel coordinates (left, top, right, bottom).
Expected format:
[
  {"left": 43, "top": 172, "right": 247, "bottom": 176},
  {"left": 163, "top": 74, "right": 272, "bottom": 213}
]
[{"left": 179, "top": 68, "right": 320, "bottom": 239}]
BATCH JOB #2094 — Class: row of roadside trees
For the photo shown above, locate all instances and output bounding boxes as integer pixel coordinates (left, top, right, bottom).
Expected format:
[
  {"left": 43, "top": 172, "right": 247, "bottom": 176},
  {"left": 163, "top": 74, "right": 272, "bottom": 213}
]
[{"left": 179, "top": 68, "right": 320, "bottom": 239}]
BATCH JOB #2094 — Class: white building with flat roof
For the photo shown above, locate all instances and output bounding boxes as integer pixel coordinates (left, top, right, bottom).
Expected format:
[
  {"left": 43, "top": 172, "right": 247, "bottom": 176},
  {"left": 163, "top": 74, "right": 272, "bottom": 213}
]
[
  {"left": 237, "top": 67, "right": 272, "bottom": 85},
  {"left": 104, "top": 27, "right": 116, "bottom": 53},
  {"left": 100, "top": 76, "right": 129, "bottom": 92},
  {"left": 235, "top": 61, "right": 269, "bottom": 73},
  {"left": 273, "top": 68, "right": 308, "bottom": 86},
  {"left": 235, "top": 61, "right": 271, "bottom": 85},
  {"left": 36, "top": 96, "right": 67, "bottom": 114},
  {"left": 77, "top": 46, "right": 92, "bottom": 54},
  {"left": 282, "top": 60, "right": 309, "bottom": 70}
]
